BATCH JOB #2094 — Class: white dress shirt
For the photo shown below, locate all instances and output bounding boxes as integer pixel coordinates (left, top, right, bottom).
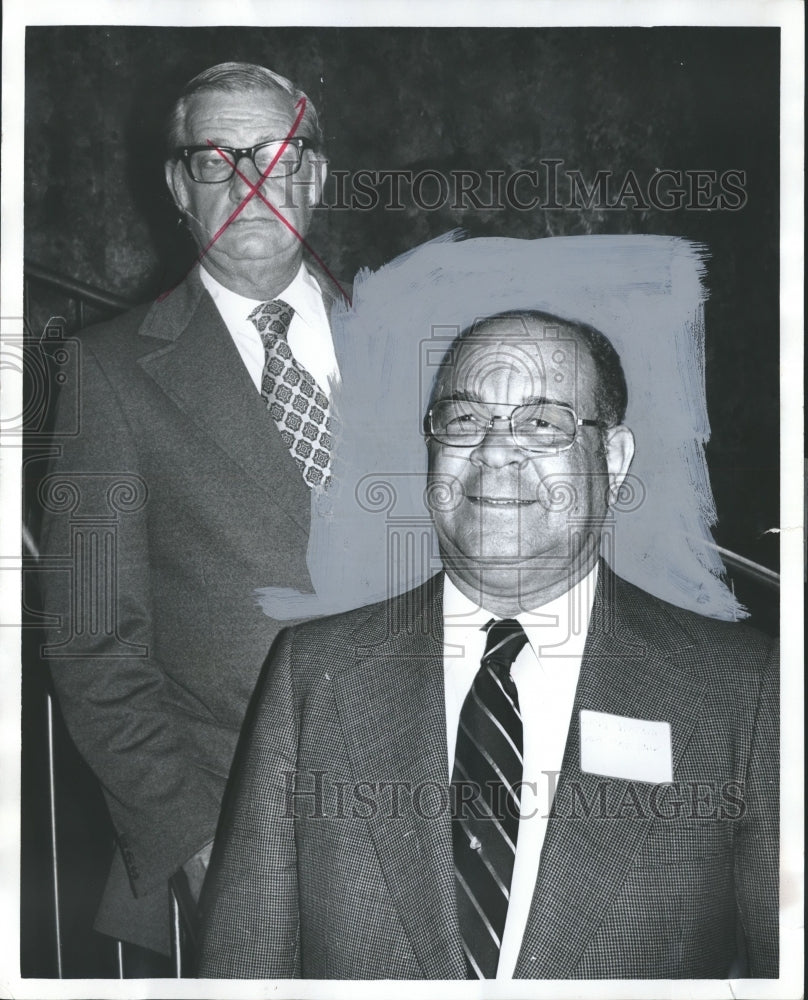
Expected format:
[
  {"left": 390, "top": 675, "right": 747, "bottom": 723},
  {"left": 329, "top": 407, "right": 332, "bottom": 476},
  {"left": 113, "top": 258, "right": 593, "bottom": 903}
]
[
  {"left": 442, "top": 564, "right": 599, "bottom": 979},
  {"left": 199, "top": 263, "right": 340, "bottom": 394}
]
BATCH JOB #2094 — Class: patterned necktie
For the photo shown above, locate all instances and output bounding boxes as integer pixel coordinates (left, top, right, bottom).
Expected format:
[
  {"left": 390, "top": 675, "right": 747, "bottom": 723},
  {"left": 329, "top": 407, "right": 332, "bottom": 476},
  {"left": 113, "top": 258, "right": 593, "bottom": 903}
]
[
  {"left": 451, "top": 618, "right": 528, "bottom": 979},
  {"left": 248, "top": 298, "right": 333, "bottom": 488}
]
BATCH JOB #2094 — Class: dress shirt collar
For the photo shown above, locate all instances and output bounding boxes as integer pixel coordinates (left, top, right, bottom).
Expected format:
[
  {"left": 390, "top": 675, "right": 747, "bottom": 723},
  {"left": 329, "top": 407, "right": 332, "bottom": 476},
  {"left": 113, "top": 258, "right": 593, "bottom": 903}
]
[
  {"left": 442, "top": 563, "right": 599, "bottom": 661},
  {"left": 198, "top": 262, "right": 324, "bottom": 330}
]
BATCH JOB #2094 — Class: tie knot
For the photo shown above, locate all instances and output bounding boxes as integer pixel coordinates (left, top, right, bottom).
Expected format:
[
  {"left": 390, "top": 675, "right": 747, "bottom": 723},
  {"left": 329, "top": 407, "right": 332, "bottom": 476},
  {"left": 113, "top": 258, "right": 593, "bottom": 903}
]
[
  {"left": 248, "top": 298, "right": 295, "bottom": 342},
  {"left": 481, "top": 618, "right": 528, "bottom": 677}
]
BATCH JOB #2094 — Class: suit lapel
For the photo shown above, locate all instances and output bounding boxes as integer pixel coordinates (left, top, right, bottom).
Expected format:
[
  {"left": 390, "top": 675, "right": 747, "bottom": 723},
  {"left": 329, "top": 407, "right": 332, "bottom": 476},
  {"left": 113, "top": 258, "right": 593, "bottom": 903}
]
[
  {"left": 135, "top": 272, "right": 310, "bottom": 532},
  {"left": 331, "top": 577, "right": 467, "bottom": 980},
  {"left": 515, "top": 566, "right": 707, "bottom": 978}
]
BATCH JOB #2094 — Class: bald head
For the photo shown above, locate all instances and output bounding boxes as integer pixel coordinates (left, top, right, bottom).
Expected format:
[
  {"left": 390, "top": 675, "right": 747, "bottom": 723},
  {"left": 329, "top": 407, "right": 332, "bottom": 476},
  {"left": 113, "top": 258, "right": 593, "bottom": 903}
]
[{"left": 428, "top": 310, "right": 628, "bottom": 429}]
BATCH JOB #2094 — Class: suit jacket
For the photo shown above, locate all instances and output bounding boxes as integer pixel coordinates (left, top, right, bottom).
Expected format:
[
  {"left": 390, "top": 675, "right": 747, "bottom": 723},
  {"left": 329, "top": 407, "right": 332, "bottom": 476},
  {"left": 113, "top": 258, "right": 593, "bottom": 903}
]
[
  {"left": 38, "top": 262, "right": 347, "bottom": 953},
  {"left": 198, "top": 565, "right": 778, "bottom": 979}
]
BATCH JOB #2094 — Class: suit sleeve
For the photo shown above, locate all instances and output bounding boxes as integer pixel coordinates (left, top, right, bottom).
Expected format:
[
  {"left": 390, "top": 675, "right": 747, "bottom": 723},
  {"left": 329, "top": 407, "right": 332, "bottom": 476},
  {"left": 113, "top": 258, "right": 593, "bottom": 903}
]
[
  {"left": 38, "top": 341, "right": 222, "bottom": 896},
  {"left": 734, "top": 638, "right": 779, "bottom": 977},
  {"left": 197, "top": 628, "right": 301, "bottom": 978}
]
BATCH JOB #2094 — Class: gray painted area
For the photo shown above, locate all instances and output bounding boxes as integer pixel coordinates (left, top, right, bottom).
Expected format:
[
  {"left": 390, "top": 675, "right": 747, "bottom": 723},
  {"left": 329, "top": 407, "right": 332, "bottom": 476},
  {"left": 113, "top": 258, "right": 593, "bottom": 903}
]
[{"left": 256, "top": 232, "right": 744, "bottom": 622}]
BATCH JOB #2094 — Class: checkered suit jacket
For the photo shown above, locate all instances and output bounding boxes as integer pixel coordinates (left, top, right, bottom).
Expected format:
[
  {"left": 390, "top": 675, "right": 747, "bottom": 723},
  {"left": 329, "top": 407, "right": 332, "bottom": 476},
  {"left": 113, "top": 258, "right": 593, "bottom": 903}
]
[{"left": 198, "top": 564, "right": 778, "bottom": 979}]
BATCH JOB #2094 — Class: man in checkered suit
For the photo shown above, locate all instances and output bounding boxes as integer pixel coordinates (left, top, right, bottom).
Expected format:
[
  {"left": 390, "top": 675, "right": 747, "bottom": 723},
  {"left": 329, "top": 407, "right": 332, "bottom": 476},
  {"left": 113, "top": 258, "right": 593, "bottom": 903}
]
[{"left": 198, "top": 309, "right": 778, "bottom": 980}]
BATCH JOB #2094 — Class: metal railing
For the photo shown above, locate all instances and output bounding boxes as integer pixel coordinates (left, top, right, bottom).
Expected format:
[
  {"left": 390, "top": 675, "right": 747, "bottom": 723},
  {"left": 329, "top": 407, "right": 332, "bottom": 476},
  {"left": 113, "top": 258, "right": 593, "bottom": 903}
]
[
  {"left": 24, "top": 259, "right": 134, "bottom": 327},
  {"left": 23, "top": 261, "right": 188, "bottom": 978},
  {"left": 708, "top": 541, "right": 780, "bottom": 590}
]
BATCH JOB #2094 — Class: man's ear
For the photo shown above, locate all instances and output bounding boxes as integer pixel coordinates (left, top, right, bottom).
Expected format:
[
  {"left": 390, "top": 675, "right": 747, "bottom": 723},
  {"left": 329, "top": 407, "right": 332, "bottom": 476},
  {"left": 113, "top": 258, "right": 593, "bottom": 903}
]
[
  {"left": 603, "top": 425, "right": 635, "bottom": 504},
  {"left": 165, "top": 159, "right": 190, "bottom": 213}
]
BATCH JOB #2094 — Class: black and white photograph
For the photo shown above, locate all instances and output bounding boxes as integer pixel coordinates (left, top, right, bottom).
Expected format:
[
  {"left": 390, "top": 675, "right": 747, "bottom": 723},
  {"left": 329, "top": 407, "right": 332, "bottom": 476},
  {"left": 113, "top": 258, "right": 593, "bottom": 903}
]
[{"left": 1, "top": 1, "right": 802, "bottom": 996}]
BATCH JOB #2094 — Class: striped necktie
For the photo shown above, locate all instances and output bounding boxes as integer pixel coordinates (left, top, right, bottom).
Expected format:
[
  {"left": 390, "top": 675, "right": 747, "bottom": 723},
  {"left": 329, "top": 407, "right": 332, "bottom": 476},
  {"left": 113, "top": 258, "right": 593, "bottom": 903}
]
[
  {"left": 248, "top": 298, "right": 333, "bottom": 488},
  {"left": 451, "top": 617, "right": 528, "bottom": 979}
]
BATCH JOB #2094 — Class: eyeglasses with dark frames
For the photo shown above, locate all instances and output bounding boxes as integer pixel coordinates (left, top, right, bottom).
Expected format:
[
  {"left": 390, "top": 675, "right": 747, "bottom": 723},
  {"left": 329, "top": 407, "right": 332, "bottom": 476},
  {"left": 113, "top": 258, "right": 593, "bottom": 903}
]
[
  {"left": 174, "top": 138, "right": 314, "bottom": 184},
  {"left": 424, "top": 398, "right": 608, "bottom": 453}
]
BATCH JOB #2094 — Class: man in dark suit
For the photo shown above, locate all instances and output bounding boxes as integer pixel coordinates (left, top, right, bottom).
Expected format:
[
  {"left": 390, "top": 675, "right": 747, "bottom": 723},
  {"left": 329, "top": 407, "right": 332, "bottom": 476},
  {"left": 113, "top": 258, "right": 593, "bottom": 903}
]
[
  {"left": 199, "top": 309, "right": 778, "bottom": 979},
  {"left": 39, "top": 61, "right": 348, "bottom": 960}
]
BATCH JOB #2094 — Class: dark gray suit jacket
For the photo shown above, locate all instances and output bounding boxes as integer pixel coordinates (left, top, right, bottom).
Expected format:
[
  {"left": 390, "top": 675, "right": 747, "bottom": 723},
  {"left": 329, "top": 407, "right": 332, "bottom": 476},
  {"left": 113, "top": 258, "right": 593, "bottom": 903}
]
[
  {"left": 198, "top": 565, "right": 778, "bottom": 979},
  {"left": 39, "top": 262, "right": 346, "bottom": 952}
]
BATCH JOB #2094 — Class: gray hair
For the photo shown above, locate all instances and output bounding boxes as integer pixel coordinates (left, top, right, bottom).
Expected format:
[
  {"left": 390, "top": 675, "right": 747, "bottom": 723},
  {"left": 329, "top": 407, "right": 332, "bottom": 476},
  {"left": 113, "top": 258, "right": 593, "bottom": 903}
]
[{"left": 165, "top": 61, "right": 323, "bottom": 155}]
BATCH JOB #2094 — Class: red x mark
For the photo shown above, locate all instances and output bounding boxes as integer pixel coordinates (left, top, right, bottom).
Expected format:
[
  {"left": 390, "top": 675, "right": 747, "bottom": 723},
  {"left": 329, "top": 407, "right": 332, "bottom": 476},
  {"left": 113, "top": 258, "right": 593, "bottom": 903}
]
[{"left": 159, "top": 96, "right": 351, "bottom": 306}]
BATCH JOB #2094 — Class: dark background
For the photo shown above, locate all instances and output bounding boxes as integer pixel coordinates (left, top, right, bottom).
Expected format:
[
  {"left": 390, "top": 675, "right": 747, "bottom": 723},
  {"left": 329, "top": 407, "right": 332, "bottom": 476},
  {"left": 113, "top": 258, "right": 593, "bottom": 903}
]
[
  {"left": 24, "top": 25, "right": 780, "bottom": 570},
  {"left": 22, "top": 25, "right": 780, "bottom": 977}
]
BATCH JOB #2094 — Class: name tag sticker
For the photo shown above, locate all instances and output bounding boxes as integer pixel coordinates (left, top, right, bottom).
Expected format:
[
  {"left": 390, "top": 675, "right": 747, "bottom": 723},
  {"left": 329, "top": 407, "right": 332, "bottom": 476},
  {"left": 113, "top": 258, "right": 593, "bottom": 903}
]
[{"left": 580, "top": 709, "right": 673, "bottom": 783}]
